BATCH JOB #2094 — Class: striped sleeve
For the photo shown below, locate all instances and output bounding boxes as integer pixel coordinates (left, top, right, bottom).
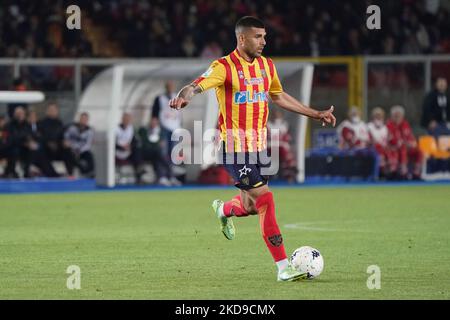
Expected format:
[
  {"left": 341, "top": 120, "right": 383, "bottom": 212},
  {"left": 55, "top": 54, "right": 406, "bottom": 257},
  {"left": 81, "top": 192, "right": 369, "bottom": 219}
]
[
  {"left": 192, "top": 60, "right": 226, "bottom": 92},
  {"left": 267, "top": 58, "right": 283, "bottom": 96}
]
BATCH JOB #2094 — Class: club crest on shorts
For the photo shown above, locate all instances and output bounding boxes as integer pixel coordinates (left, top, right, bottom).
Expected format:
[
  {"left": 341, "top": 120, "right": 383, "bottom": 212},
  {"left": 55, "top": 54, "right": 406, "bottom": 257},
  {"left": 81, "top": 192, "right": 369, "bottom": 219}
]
[{"left": 268, "top": 234, "right": 283, "bottom": 247}]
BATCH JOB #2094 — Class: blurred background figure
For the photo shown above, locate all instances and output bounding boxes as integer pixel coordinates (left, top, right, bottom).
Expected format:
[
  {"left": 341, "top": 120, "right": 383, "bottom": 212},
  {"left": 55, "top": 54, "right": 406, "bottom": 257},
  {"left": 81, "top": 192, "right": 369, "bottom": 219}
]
[
  {"left": 7, "top": 78, "right": 28, "bottom": 119},
  {"left": 267, "top": 110, "right": 297, "bottom": 183},
  {"left": 138, "top": 117, "right": 181, "bottom": 186},
  {"left": 387, "top": 105, "right": 423, "bottom": 180},
  {"left": 4, "top": 107, "right": 58, "bottom": 178},
  {"left": 200, "top": 41, "right": 224, "bottom": 59},
  {"left": 151, "top": 80, "right": 182, "bottom": 160},
  {"left": 421, "top": 77, "right": 450, "bottom": 137},
  {"left": 368, "top": 107, "right": 392, "bottom": 179},
  {"left": 337, "top": 107, "right": 370, "bottom": 150},
  {"left": 0, "top": 115, "right": 8, "bottom": 171},
  {"left": 115, "top": 112, "right": 143, "bottom": 184},
  {"left": 64, "top": 112, "right": 95, "bottom": 178},
  {"left": 27, "top": 110, "right": 39, "bottom": 138},
  {"left": 37, "top": 103, "right": 75, "bottom": 177}
]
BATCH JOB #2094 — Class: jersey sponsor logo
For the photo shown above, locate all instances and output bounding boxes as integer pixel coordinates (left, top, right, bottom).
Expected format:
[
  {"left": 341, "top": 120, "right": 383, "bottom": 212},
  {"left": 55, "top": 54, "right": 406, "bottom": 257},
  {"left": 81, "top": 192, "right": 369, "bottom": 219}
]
[
  {"left": 234, "top": 91, "right": 268, "bottom": 104},
  {"left": 244, "top": 77, "right": 264, "bottom": 86}
]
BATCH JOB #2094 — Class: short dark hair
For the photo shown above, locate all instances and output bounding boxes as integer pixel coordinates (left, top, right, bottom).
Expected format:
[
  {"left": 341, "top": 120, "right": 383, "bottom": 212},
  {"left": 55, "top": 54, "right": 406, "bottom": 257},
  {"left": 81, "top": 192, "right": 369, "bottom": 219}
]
[{"left": 235, "top": 16, "right": 265, "bottom": 33}]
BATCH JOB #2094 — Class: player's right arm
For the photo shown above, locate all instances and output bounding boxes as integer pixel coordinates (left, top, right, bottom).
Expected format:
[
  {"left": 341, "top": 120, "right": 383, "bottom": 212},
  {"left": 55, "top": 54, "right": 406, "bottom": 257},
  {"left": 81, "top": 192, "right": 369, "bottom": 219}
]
[
  {"left": 169, "top": 60, "right": 226, "bottom": 110},
  {"left": 169, "top": 83, "right": 202, "bottom": 110}
]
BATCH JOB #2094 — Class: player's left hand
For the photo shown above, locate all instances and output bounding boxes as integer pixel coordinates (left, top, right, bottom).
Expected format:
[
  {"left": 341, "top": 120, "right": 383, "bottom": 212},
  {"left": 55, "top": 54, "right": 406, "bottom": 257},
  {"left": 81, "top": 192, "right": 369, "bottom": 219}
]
[{"left": 319, "top": 105, "right": 336, "bottom": 127}]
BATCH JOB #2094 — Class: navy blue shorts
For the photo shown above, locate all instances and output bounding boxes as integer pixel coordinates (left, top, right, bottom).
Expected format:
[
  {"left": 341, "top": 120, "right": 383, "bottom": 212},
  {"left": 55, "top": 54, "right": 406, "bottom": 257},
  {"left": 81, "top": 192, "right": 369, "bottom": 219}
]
[{"left": 220, "top": 142, "right": 271, "bottom": 190}]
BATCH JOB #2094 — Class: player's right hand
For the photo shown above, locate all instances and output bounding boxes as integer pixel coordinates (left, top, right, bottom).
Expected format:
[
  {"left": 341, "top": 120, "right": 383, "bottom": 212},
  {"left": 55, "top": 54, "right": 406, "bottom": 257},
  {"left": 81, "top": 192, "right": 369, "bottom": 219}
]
[{"left": 169, "top": 97, "right": 189, "bottom": 110}]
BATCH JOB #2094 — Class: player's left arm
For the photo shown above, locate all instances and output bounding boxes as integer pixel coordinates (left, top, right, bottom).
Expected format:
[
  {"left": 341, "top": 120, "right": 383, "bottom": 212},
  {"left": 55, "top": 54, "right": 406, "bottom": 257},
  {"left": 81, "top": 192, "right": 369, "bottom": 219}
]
[
  {"left": 270, "top": 92, "right": 336, "bottom": 127},
  {"left": 268, "top": 61, "right": 336, "bottom": 127}
]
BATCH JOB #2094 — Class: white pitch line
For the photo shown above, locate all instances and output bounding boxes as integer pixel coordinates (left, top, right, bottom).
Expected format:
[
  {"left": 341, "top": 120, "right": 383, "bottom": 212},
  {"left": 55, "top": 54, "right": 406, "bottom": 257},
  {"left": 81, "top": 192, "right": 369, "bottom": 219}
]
[
  {"left": 284, "top": 223, "right": 341, "bottom": 232},
  {"left": 283, "top": 221, "right": 370, "bottom": 233}
]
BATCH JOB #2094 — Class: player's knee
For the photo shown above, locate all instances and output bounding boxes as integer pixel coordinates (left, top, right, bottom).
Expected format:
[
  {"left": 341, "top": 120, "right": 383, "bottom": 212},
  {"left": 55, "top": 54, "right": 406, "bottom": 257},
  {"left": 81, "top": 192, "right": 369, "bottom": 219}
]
[
  {"left": 243, "top": 201, "right": 258, "bottom": 215},
  {"left": 255, "top": 191, "right": 274, "bottom": 213}
]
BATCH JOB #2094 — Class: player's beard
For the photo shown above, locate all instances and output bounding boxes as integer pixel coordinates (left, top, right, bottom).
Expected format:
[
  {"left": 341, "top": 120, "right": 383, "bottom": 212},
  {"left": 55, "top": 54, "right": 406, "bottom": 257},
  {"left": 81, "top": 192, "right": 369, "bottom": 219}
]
[
  {"left": 250, "top": 49, "right": 262, "bottom": 59},
  {"left": 255, "top": 46, "right": 264, "bottom": 57}
]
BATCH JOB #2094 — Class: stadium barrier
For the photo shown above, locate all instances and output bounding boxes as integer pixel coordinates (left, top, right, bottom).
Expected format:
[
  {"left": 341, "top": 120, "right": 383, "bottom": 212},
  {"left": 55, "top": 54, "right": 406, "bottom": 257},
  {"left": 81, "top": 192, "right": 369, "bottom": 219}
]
[{"left": 1, "top": 55, "right": 449, "bottom": 184}]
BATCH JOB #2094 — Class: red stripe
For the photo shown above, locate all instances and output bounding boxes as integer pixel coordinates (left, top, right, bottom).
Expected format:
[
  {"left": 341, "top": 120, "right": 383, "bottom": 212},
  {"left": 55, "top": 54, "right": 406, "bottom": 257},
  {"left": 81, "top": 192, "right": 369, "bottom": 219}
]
[
  {"left": 218, "top": 58, "right": 234, "bottom": 152},
  {"left": 230, "top": 51, "right": 247, "bottom": 152},
  {"left": 258, "top": 58, "right": 270, "bottom": 151},
  {"left": 192, "top": 77, "right": 205, "bottom": 85},
  {"left": 248, "top": 64, "right": 259, "bottom": 152}
]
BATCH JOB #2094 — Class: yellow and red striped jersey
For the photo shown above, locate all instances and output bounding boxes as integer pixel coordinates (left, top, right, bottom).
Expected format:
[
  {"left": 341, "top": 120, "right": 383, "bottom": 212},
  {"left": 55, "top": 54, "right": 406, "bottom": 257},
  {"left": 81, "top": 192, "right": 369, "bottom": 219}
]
[{"left": 193, "top": 49, "right": 283, "bottom": 153}]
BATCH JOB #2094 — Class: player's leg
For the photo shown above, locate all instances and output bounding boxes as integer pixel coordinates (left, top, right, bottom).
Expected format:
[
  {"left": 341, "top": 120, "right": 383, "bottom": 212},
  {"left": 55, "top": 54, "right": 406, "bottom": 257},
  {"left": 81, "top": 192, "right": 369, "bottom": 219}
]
[
  {"left": 244, "top": 184, "right": 307, "bottom": 281},
  {"left": 221, "top": 190, "right": 254, "bottom": 217}
]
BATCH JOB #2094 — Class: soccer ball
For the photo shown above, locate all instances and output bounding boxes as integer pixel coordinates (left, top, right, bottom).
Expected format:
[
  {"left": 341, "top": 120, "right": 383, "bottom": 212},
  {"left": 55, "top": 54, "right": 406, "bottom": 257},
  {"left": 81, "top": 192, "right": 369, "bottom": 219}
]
[{"left": 290, "top": 246, "right": 324, "bottom": 279}]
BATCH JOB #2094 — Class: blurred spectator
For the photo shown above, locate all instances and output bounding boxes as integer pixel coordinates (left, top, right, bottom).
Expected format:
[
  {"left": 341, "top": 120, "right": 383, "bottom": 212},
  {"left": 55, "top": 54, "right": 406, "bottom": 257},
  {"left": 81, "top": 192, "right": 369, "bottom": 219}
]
[
  {"left": 37, "top": 103, "right": 76, "bottom": 176},
  {"left": 421, "top": 77, "right": 450, "bottom": 136},
  {"left": 64, "top": 112, "right": 95, "bottom": 177},
  {"left": 337, "top": 107, "right": 370, "bottom": 149},
  {"left": 137, "top": 118, "right": 181, "bottom": 186},
  {"left": 368, "top": 107, "right": 393, "bottom": 178},
  {"left": 1, "top": 1, "right": 450, "bottom": 58},
  {"left": 27, "top": 110, "right": 39, "bottom": 139},
  {"left": 386, "top": 105, "right": 423, "bottom": 180},
  {"left": 115, "top": 112, "right": 143, "bottom": 184},
  {"left": 267, "top": 110, "right": 297, "bottom": 183},
  {"left": 4, "top": 107, "right": 58, "bottom": 178},
  {"left": 0, "top": 116, "right": 8, "bottom": 168},
  {"left": 200, "top": 41, "right": 224, "bottom": 59},
  {"left": 7, "top": 78, "right": 28, "bottom": 119},
  {"left": 151, "top": 80, "right": 182, "bottom": 160}
]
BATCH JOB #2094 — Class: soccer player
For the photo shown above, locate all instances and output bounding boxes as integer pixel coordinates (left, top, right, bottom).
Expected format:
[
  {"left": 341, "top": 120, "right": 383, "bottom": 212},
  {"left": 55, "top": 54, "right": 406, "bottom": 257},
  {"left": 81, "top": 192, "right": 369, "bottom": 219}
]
[{"left": 169, "top": 16, "right": 336, "bottom": 281}]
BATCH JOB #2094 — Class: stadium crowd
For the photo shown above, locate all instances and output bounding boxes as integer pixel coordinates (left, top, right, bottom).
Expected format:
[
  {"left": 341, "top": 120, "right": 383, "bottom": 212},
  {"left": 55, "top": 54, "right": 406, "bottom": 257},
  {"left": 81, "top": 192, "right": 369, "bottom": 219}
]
[{"left": 1, "top": 0, "right": 450, "bottom": 58}]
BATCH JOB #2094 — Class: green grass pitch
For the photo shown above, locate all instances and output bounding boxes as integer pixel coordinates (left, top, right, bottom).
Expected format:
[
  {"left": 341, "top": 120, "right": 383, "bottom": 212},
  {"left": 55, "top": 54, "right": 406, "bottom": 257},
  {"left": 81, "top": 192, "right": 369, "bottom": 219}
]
[{"left": 1, "top": 185, "right": 449, "bottom": 299}]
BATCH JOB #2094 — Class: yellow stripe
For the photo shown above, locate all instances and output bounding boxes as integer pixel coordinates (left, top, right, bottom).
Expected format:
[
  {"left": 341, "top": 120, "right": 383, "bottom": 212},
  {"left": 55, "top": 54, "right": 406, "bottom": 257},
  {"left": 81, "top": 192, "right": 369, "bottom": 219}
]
[
  {"left": 253, "top": 64, "right": 264, "bottom": 152},
  {"left": 242, "top": 65, "right": 253, "bottom": 153},
  {"left": 216, "top": 85, "right": 227, "bottom": 145},
  {"left": 227, "top": 56, "right": 241, "bottom": 152},
  {"left": 260, "top": 57, "right": 271, "bottom": 151}
]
